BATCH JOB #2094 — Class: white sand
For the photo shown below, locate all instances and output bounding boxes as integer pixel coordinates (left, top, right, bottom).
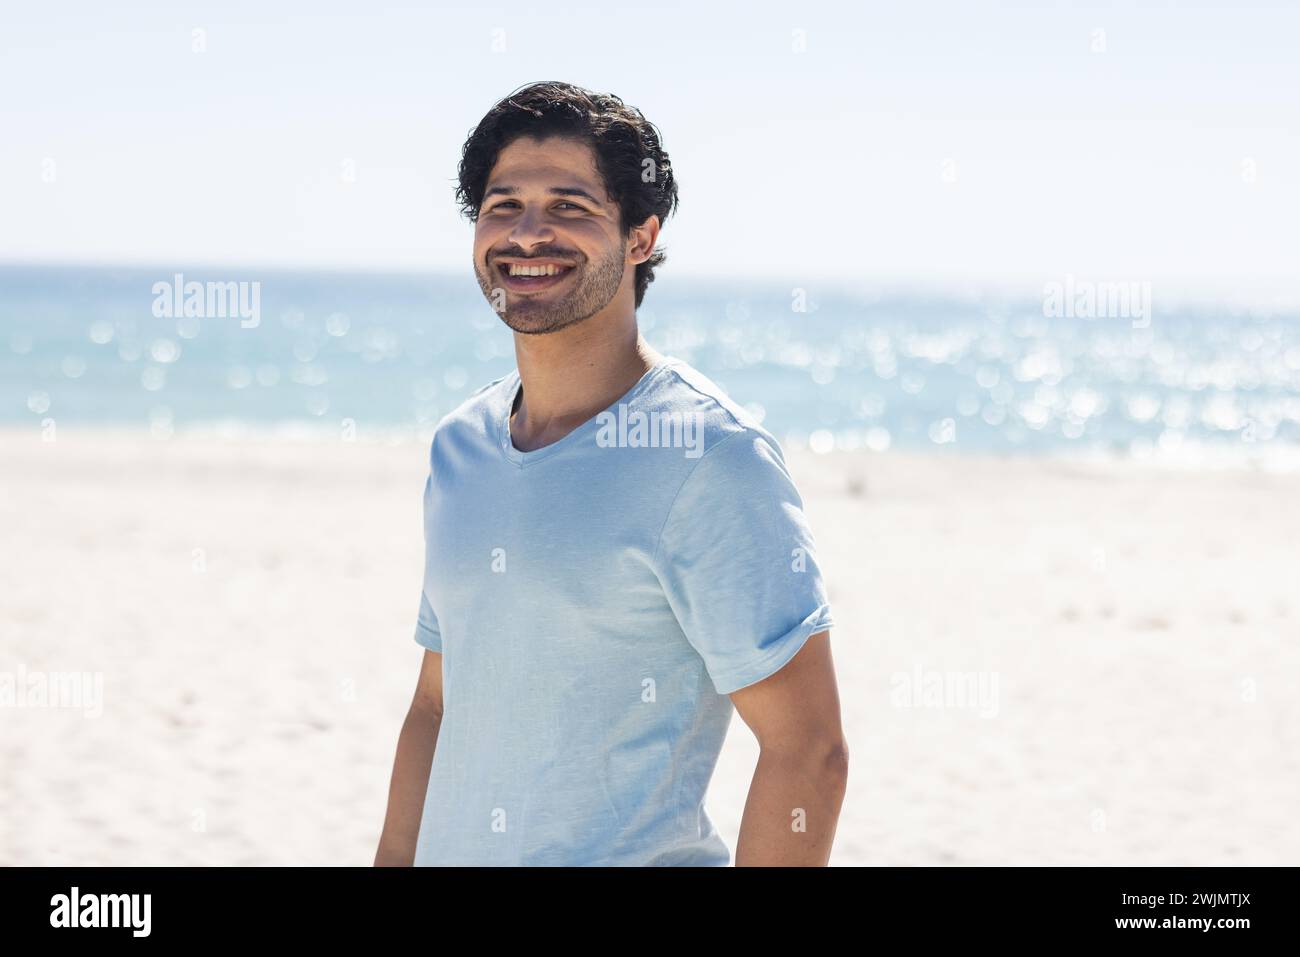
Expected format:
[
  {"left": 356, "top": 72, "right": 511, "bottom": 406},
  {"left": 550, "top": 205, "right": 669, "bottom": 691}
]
[{"left": 1, "top": 427, "right": 1296, "bottom": 865}]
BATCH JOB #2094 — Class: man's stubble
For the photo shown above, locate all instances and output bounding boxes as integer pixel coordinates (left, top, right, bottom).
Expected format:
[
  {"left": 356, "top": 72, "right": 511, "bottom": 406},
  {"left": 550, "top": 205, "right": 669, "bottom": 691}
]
[{"left": 475, "top": 238, "right": 628, "bottom": 335}]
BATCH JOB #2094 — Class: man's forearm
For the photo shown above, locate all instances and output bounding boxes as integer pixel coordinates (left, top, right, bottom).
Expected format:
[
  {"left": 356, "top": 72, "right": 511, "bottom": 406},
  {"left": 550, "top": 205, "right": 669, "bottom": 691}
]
[
  {"left": 374, "top": 703, "right": 442, "bottom": 866},
  {"left": 734, "top": 741, "right": 848, "bottom": 866}
]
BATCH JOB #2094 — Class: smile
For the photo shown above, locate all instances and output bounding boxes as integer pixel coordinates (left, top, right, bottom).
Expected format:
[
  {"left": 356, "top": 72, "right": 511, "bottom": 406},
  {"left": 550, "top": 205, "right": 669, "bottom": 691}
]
[{"left": 496, "top": 261, "right": 576, "bottom": 292}]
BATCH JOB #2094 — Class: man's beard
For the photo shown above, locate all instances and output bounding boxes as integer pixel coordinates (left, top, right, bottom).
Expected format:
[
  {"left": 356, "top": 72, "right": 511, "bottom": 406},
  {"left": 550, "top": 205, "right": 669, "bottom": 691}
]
[{"left": 474, "top": 241, "right": 627, "bottom": 335}]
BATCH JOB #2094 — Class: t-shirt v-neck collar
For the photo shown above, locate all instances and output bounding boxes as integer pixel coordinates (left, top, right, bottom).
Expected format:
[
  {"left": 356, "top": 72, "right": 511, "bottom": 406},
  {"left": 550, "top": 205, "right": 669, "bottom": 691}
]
[{"left": 497, "top": 358, "right": 677, "bottom": 468}]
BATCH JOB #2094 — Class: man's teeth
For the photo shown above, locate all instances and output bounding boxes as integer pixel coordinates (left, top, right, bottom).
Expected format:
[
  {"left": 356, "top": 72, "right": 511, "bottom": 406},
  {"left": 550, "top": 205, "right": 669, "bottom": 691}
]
[{"left": 506, "top": 263, "right": 569, "bottom": 277}]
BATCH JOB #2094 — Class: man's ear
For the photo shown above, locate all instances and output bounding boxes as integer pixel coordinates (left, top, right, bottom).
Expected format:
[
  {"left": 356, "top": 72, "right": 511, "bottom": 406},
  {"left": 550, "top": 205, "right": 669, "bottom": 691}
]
[{"left": 627, "top": 214, "right": 661, "bottom": 264}]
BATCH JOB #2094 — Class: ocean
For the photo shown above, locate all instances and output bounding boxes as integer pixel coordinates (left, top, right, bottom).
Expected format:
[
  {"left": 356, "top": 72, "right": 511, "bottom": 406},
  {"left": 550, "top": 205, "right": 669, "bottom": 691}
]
[{"left": 3, "top": 264, "right": 1298, "bottom": 464}]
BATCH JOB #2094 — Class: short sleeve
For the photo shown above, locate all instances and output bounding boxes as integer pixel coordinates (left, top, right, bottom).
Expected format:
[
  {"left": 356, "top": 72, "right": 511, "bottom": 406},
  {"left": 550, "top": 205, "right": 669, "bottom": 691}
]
[
  {"left": 414, "top": 588, "right": 443, "bottom": 653},
  {"left": 651, "top": 428, "right": 834, "bottom": 694},
  {"left": 413, "top": 464, "right": 443, "bottom": 654}
]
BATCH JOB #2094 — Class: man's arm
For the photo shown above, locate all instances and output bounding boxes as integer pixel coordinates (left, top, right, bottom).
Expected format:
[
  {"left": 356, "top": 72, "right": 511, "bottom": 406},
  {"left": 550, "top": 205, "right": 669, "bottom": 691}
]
[
  {"left": 729, "top": 630, "right": 849, "bottom": 866},
  {"left": 374, "top": 649, "right": 445, "bottom": 866}
]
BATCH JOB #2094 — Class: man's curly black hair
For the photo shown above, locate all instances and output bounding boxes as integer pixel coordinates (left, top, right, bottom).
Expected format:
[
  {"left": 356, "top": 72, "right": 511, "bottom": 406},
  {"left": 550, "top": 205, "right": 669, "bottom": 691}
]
[{"left": 456, "top": 81, "right": 680, "bottom": 309}]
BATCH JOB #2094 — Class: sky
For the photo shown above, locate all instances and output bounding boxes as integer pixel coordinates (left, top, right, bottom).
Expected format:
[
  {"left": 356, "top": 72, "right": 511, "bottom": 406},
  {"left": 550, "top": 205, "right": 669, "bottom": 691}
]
[{"left": 2, "top": 0, "right": 1297, "bottom": 306}]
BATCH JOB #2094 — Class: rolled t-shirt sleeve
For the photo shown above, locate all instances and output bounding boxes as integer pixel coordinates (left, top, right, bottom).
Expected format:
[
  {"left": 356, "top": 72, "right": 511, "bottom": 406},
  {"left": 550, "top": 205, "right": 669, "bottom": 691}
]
[
  {"left": 651, "top": 427, "right": 834, "bottom": 695},
  {"left": 414, "top": 588, "right": 443, "bottom": 653},
  {"left": 413, "top": 467, "right": 443, "bottom": 654}
]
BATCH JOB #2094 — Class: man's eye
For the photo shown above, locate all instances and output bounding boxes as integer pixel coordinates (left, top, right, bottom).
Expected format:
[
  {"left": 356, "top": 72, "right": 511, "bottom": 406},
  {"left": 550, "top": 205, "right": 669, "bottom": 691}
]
[{"left": 487, "top": 201, "right": 584, "bottom": 213}]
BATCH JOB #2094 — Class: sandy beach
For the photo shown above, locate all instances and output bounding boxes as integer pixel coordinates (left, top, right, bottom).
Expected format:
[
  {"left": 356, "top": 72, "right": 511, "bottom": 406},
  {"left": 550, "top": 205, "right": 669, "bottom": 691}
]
[{"left": 1, "top": 426, "right": 1296, "bottom": 866}]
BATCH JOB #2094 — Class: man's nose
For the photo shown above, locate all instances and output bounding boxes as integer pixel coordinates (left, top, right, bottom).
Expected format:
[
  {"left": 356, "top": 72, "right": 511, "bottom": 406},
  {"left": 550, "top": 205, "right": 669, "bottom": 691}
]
[{"left": 507, "top": 207, "right": 555, "bottom": 249}]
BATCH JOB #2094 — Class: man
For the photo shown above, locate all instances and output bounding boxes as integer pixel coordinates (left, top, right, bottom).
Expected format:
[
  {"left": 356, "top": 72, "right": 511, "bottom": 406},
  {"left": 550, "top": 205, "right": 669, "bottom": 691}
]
[{"left": 375, "top": 81, "right": 847, "bottom": 866}]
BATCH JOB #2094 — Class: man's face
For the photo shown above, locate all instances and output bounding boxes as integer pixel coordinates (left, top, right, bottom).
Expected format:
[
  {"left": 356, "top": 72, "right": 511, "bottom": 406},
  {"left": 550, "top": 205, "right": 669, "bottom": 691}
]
[{"left": 472, "top": 136, "right": 631, "bottom": 335}]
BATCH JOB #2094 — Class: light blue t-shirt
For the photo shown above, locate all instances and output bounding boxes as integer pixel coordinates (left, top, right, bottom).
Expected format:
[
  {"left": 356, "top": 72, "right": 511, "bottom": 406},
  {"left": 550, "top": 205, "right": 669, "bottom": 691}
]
[{"left": 411, "top": 355, "right": 834, "bottom": 866}]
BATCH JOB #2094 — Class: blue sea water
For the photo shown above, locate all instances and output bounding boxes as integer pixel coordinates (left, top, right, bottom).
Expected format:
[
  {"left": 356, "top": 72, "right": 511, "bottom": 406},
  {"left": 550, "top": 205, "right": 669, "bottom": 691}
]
[{"left": 3, "top": 263, "right": 1299, "bottom": 460}]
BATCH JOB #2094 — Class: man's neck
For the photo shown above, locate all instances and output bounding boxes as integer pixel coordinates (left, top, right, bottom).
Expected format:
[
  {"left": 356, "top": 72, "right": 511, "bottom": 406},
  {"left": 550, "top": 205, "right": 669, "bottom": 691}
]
[{"left": 509, "top": 317, "right": 663, "bottom": 452}]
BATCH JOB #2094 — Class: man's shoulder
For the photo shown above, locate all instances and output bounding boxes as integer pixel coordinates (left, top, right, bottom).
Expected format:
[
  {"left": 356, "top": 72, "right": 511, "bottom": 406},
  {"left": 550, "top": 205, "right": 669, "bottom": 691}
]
[
  {"left": 646, "top": 357, "right": 783, "bottom": 461},
  {"left": 426, "top": 370, "right": 515, "bottom": 454}
]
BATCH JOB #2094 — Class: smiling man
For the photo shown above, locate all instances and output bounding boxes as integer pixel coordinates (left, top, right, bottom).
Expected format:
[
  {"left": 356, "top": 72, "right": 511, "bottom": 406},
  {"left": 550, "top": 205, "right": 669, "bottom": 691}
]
[{"left": 375, "top": 81, "right": 848, "bottom": 867}]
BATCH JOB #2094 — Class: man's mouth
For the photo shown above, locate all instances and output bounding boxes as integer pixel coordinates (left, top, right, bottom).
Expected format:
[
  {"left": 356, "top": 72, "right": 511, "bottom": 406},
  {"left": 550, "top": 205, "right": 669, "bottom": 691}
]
[{"left": 495, "top": 260, "right": 576, "bottom": 293}]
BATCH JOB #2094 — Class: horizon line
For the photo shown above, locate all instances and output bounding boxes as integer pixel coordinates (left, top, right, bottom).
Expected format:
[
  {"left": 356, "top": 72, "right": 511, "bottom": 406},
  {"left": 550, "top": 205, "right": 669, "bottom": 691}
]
[{"left": 2, "top": 257, "right": 1297, "bottom": 314}]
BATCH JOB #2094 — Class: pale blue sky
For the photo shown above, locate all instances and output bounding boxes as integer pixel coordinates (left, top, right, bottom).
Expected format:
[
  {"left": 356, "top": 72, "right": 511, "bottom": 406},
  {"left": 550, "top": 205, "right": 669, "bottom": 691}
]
[{"left": 3, "top": 0, "right": 1297, "bottom": 305}]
